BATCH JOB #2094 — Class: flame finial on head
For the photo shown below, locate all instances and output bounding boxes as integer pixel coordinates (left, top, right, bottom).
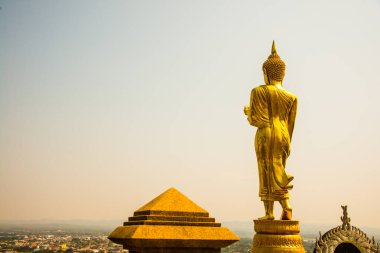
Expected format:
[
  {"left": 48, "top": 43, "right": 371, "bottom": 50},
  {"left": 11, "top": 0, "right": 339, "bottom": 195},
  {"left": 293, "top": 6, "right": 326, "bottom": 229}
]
[{"left": 271, "top": 40, "right": 277, "bottom": 54}]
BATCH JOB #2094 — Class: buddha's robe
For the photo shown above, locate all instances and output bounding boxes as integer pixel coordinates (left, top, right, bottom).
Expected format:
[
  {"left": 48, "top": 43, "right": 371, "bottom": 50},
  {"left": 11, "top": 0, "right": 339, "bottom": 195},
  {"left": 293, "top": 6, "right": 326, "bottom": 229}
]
[{"left": 248, "top": 84, "right": 297, "bottom": 201}]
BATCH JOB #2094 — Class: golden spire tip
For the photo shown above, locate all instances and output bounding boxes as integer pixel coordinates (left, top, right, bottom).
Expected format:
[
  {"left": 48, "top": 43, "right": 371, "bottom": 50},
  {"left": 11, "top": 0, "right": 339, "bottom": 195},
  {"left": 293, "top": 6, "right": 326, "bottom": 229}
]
[{"left": 271, "top": 40, "right": 277, "bottom": 54}]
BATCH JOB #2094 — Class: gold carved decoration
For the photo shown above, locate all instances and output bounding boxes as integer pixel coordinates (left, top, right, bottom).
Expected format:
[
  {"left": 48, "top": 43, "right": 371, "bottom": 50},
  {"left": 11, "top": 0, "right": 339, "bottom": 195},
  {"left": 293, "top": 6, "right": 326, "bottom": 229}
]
[
  {"left": 252, "top": 220, "right": 305, "bottom": 253},
  {"left": 314, "top": 206, "right": 380, "bottom": 253}
]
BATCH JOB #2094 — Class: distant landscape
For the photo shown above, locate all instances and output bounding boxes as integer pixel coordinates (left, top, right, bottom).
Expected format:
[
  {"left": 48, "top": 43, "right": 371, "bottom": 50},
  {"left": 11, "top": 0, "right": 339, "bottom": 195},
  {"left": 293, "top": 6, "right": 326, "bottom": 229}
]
[
  {"left": 1, "top": 220, "right": 380, "bottom": 239},
  {"left": 1, "top": 220, "right": 379, "bottom": 253}
]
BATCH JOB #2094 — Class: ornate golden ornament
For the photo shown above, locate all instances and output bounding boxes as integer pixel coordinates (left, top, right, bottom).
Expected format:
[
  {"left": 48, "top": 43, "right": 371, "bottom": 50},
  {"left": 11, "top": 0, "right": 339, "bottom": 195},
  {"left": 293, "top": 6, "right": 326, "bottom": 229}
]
[
  {"left": 252, "top": 220, "right": 305, "bottom": 253},
  {"left": 254, "top": 220, "right": 300, "bottom": 234},
  {"left": 314, "top": 206, "right": 380, "bottom": 253}
]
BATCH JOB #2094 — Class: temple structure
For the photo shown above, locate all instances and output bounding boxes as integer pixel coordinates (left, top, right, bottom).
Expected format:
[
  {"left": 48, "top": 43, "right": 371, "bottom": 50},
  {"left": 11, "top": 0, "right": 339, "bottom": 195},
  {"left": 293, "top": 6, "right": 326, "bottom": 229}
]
[
  {"left": 108, "top": 187, "right": 239, "bottom": 253},
  {"left": 314, "top": 206, "right": 380, "bottom": 253}
]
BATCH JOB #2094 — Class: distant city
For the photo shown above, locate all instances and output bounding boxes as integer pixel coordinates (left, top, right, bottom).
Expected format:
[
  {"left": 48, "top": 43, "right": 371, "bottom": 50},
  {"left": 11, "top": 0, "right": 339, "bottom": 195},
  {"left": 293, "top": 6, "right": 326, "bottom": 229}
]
[
  {"left": 0, "top": 222, "right": 379, "bottom": 253},
  {"left": 0, "top": 229, "right": 122, "bottom": 253},
  {"left": 0, "top": 228, "right": 314, "bottom": 253}
]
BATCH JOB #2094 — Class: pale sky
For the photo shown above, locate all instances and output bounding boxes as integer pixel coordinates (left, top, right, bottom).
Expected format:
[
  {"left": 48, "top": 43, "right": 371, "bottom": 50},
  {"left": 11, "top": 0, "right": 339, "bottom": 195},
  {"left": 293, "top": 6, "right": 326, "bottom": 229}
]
[{"left": 1, "top": 0, "right": 380, "bottom": 229}]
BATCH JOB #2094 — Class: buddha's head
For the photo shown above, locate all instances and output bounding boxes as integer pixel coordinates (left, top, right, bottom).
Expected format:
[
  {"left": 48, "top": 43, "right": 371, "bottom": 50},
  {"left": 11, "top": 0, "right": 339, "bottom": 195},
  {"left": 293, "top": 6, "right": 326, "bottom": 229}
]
[{"left": 262, "top": 41, "right": 286, "bottom": 84}]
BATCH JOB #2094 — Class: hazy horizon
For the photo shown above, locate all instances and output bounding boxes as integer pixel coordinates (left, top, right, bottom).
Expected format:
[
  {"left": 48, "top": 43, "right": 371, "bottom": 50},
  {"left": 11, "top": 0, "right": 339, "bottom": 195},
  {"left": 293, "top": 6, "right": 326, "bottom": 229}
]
[
  {"left": 1, "top": 0, "right": 380, "bottom": 229},
  {"left": 2, "top": 219, "right": 380, "bottom": 240}
]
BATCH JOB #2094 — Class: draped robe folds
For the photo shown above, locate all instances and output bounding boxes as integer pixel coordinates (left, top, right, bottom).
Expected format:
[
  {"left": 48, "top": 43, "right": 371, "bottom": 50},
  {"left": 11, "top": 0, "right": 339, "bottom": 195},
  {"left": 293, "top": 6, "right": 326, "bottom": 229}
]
[{"left": 248, "top": 84, "right": 297, "bottom": 201}]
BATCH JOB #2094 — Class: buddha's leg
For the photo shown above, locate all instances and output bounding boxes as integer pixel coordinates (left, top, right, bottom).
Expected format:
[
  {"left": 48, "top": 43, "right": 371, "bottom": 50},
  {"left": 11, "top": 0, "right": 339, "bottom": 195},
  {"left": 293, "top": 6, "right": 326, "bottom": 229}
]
[
  {"left": 279, "top": 198, "right": 292, "bottom": 220},
  {"left": 255, "top": 129, "right": 269, "bottom": 202},
  {"left": 256, "top": 127, "right": 274, "bottom": 220},
  {"left": 258, "top": 200, "right": 274, "bottom": 220}
]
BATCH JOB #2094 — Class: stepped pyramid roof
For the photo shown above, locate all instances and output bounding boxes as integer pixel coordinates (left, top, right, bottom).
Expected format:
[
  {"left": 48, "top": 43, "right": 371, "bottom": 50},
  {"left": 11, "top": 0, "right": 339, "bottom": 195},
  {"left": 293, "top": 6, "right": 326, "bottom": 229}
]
[
  {"left": 134, "top": 187, "right": 208, "bottom": 215},
  {"left": 108, "top": 187, "right": 239, "bottom": 252}
]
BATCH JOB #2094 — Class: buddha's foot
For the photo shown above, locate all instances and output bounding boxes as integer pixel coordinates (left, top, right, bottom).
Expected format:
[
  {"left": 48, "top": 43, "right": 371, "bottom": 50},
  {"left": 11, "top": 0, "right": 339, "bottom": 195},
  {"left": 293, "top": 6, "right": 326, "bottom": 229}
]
[
  {"left": 258, "top": 215, "right": 275, "bottom": 220},
  {"left": 280, "top": 208, "right": 292, "bottom": 220}
]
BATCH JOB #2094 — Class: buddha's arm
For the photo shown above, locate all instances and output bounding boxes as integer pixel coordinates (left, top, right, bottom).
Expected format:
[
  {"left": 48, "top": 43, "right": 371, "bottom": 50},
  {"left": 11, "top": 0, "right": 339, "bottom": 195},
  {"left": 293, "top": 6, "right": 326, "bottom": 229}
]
[
  {"left": 244, "top": 90, "right": 255, "bottom": 126},
  {"left": 288, "top": 97, "right": 298, "bottom": 141}
]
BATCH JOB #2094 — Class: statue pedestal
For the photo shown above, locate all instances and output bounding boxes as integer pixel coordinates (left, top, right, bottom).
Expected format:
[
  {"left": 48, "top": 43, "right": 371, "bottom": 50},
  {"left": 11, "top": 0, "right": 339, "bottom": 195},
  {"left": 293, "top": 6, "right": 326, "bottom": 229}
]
[{"left": 252, "top": 220, "right": 306, "bottom": 253}]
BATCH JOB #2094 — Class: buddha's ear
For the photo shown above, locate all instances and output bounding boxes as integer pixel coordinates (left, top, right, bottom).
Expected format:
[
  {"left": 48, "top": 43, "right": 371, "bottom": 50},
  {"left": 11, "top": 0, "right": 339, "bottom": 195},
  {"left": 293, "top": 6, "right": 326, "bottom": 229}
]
[{"left": 263, "top": 68, "right": 269, "bottom": 85}]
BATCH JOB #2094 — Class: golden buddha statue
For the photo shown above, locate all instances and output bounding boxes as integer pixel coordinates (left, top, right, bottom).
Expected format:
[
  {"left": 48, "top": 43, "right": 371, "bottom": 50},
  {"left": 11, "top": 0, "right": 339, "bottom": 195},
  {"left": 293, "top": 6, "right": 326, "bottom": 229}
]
[{"left": 244, "top": 41, "right": 297, "bottom": 221}]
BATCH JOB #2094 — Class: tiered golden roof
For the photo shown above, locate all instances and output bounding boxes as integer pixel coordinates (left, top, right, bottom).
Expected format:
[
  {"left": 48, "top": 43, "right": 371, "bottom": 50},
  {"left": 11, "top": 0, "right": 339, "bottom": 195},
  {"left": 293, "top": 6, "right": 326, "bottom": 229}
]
[
  {"left": 108, "top": 188, "right": 239, "bottom": 252},
  {"left": 134, "top": 186, "right": 208, "bottom": 215}
]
